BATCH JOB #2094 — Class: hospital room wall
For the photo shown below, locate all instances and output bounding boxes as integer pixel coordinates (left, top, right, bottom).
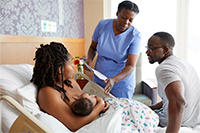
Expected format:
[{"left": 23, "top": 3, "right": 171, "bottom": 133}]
[
  {"left": 83, "top": 0, "right": 104, "bottom": 78},
  {"left": 0, "top": 0, "right": 85, "bottom": 38},
  {"left": 0, "top": 0, "right": 86, "bottom": 66},
  {"left": 0, "top": 0, "right": 104, "bottom": 63}
]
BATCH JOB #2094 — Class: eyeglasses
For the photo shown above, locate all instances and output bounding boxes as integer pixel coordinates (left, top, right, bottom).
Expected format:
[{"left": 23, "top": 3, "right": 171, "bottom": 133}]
[{"left": 145, "top": 46, "right": 165, "bottom": 52}]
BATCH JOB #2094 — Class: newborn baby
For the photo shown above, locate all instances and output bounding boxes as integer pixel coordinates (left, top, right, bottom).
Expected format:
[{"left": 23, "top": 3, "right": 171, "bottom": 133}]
[
  {"left": 64, "top": 92, "right": 109, "bottom": 116},
  {"left": 71, "top": 93, "right": 97, "bottom": 116}
]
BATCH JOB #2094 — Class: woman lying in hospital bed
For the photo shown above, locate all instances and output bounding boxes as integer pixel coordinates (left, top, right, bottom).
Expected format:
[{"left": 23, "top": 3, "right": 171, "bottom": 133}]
[
  {"left": 29, "top": 42, "right": 159, "bottom": 132},
  {"left": 0, "top": 42, "right": 158, "bottom": 133}
]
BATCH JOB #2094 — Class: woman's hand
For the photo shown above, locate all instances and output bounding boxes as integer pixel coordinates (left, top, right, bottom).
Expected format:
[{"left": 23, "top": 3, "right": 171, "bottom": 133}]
[
  {"left": 101, "top": 99, "right": 109, "bottom": 113},
  {"left": 104, "top": 78, "right": 116, "bottom": 95},
  {"left": 95, "top": 95, "right": 105, "bottom": 109},
  {"left": 95, "top": 96, "right": 109, "bottom": 113}
]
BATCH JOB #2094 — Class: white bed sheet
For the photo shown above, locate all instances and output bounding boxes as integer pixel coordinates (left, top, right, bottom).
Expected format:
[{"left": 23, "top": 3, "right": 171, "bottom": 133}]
[
  {"left": 2, "top": 100, "right": 200, "bottom": 133},
  {"left": 155, "top": 125, "right": 200, "bottom": 133},
  {"left": 76, "top": 107, "right": 122, "bottom": 133},
  {"left": 35, "top": 104, "right": 200, "bottom": 133}
]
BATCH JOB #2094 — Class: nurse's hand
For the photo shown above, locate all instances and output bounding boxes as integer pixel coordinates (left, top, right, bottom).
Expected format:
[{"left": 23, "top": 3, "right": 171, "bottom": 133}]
[
  {"left": 83, "top": 60, "right": 92, "bottom": 71},
  {"left": 104, "top": 78, "right": 115, "bottom": 95}
]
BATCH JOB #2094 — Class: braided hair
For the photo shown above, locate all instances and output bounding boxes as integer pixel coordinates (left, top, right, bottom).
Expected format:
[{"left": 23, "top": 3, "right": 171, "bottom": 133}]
[{"left": 31, "top": 42, "right": 72, "bottom": 101}]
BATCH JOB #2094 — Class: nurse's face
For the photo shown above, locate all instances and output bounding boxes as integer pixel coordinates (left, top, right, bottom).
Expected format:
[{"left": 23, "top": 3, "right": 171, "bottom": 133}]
[{"left": 116, "top": 8, "right": 137, "bottom": 32}]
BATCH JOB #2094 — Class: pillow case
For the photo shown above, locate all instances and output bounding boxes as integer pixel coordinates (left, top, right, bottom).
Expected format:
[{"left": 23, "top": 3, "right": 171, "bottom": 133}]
[
  {"left": 0, "top": 64, "right": 33, "bottom": 100},
  {"left": 17, "top": 83, "right": 41, "bottom": 115},
  {"left": 0, "top": 64, "right": 34, "bottom": 133}
]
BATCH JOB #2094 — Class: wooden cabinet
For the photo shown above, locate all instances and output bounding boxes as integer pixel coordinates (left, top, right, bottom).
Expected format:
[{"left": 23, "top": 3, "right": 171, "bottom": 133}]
[{"left": 76, "top": 79, "right": 88, "bottom": 90}]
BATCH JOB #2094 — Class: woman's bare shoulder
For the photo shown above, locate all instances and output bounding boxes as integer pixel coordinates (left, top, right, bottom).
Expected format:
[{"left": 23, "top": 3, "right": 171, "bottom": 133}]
[
  {"left": 38, "top": 86, "right": 60, "bottom": 99},
  {"left": 37, "top": 86, "right": 75, "bottom": 119},
  {"left": 37, "top": 86, "right": 62, "bottom": 110}
]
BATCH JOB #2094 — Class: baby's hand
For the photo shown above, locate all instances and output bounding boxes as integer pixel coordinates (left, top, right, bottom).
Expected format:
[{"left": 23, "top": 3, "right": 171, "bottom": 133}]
[{"left": 72, "top": 95, "right": 79, "bottom": 100}]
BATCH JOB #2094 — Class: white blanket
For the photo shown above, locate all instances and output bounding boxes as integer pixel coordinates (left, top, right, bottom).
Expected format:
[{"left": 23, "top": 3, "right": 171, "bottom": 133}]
[
  {"left": 155, "top": 125, "right": 200, "bottom": 133},
  {"left": 77, "top": 98, "right": 159, "bottom": 133},
  {"left": 36, "top": 98, "right": 200, "bottom": 133}
]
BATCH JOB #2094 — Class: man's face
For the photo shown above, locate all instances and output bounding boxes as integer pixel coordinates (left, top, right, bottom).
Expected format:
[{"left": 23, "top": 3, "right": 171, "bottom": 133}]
[{"left": 146, "top": 36, "right": 165, "bottom": 64}]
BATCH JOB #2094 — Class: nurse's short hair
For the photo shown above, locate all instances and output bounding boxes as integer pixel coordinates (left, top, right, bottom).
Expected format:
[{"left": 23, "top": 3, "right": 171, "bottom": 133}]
[{"left": 118, "top": 0, "right": 139, "bottom": 14}]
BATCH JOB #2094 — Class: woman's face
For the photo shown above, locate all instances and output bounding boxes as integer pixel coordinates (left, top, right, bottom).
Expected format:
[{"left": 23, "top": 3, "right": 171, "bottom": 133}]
[
  {"left": 116, "top": 8, "right": 137, "bottom": 32},
  {"left": 62, "top": 54, "right": 75, "bottom": 79}
]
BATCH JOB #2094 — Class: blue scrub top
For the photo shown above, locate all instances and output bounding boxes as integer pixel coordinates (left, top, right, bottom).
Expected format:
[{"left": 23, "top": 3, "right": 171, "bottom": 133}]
[{"left": 92, "top": 19, "right": 141, "bottom": 98}]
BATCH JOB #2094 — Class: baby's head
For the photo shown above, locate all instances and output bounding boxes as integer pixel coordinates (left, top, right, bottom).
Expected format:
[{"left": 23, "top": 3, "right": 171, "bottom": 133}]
[{"left": 72, "top": 93, "right": 97, "bottom": 116}]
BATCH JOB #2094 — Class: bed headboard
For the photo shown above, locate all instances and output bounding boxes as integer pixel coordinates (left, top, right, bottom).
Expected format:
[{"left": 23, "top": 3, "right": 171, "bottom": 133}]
[{"left": 0, "top": 35, "right": 85, "bottom": 65}]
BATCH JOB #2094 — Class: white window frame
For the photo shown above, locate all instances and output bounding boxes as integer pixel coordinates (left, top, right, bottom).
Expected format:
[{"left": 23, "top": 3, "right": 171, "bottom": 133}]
[{"left": 176, "top": 0, "right": 189, "bottom": 60}]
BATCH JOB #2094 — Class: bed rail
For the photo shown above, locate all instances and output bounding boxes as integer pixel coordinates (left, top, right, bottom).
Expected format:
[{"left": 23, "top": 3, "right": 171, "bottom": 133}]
[
  {"left": 0, "top": 95, "right": 53, "bottom": 133},
  {"left": 74, "top": 72, "right": 115, "bottom": 99}
]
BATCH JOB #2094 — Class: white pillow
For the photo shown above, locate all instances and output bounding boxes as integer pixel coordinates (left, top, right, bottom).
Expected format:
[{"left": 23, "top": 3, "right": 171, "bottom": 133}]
[
  {"left": 0, "top": 64, "right": 33, "bottom": 100},
  {"left": 17, "top": 83, "right": 41, "bottom": 115},
  {"left": 0, "top": 64, "right": 34, "bottom": 133}
]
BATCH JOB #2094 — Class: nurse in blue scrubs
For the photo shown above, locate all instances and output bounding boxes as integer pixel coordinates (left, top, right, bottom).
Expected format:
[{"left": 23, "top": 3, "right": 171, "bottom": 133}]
[{"left": 86, "top": 1, "right": 141, "bottom": 99}]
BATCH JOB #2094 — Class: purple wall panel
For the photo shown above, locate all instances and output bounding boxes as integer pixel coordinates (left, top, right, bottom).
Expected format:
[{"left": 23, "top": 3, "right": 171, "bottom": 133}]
[{"left": 0, "top": 0, "right": 84, "bottom": 38}]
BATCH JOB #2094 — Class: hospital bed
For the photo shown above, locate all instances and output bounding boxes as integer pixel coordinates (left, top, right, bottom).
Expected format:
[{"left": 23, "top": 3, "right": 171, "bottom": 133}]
[
  {"left": 0, "top": 95, "right": 53, "bottom": 133},
  {"left": 1, "top": 64, "right": 200, "bottom": 133},
  {"left": 74, "top": 72, "right": 115, "bottom": 99},
  {"left": 0, "top": 35, "right": 158, "bottom": 132},
  {"left": 0, "top": 64, "right": 158, "bottom": 133},
  {"left": 0, "top": 32, "right": 199, "bottom": 133}
]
